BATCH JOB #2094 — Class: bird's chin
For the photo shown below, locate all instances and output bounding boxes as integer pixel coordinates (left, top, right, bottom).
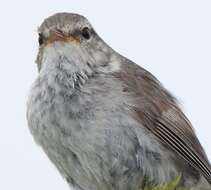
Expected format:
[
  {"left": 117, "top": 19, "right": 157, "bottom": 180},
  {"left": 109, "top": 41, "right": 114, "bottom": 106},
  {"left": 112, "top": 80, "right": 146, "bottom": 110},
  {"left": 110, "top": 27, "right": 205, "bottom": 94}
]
[{"left": 37, "top": 41, "right": 90, "bottom": 71}]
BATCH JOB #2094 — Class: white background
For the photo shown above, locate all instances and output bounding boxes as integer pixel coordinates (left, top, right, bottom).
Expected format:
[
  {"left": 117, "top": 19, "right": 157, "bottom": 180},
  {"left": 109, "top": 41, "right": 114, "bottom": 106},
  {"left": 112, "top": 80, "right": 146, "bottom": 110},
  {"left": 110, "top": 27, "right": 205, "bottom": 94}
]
[{"left": 0, "top": 0, "right": 210, "bottom": 189}]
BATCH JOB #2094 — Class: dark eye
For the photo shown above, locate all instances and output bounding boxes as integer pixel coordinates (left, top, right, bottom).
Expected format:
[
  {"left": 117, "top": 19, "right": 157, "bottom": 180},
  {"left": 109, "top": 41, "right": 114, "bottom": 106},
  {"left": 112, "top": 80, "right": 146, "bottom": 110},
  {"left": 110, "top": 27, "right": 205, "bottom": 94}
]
[
  {"left": 38, "top": 33, "right": 44, "bottom": 45},
  {"left": 81, "top": 27, "right": 91, "bottom": 40}
]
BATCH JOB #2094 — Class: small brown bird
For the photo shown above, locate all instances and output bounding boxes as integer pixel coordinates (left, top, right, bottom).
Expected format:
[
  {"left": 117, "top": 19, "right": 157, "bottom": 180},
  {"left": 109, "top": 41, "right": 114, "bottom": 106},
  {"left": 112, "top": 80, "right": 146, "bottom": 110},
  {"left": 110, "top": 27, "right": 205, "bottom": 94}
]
[{"left": 27, "top": 13, "right": 211, "bottom": 190}]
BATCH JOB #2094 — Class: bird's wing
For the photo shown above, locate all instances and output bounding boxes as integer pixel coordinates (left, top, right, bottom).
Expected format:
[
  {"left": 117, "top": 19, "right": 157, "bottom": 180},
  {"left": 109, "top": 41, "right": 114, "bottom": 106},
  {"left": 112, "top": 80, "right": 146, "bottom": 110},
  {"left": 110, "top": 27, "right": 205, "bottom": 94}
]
[{"left": 114, "top": 63, "right": 211, "bottom": 183}]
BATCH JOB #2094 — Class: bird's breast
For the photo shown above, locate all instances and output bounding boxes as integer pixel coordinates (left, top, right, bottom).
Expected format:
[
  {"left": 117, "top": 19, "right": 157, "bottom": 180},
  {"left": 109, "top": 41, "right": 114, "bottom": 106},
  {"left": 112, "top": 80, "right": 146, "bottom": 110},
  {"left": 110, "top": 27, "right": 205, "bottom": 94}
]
[{"left": 27, "top": 70, "right": 182, "bottom": 190}]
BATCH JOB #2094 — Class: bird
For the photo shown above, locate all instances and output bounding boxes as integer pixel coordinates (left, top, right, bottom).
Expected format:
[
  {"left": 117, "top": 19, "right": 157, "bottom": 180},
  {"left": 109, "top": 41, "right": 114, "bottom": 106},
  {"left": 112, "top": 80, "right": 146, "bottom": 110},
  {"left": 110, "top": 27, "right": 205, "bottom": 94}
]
[{"left": 27, "top": 12, "right": 211, "bottom": 190}]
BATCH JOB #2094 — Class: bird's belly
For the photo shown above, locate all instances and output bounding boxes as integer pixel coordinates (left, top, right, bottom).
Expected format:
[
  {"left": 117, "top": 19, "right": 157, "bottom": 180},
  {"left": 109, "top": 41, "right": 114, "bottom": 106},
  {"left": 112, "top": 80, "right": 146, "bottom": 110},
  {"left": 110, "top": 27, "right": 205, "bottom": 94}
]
[{"left": 27, "top": 82, "right": 182, "bottom": 190}]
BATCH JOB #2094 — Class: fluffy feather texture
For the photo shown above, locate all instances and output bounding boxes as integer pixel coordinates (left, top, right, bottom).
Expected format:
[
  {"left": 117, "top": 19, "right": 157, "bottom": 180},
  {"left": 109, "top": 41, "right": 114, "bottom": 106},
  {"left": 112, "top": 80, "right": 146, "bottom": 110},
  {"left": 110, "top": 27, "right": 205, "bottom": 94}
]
[{"left": 27, "top": 13, "right": 211, "bottom": 190}]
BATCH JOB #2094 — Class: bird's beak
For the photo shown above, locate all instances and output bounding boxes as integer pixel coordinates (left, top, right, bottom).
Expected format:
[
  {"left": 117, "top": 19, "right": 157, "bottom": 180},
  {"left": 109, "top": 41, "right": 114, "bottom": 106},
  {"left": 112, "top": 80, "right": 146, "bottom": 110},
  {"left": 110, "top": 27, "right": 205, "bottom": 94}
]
[{"left": 46, "top": 30, "right": 80, "bottom": 45}]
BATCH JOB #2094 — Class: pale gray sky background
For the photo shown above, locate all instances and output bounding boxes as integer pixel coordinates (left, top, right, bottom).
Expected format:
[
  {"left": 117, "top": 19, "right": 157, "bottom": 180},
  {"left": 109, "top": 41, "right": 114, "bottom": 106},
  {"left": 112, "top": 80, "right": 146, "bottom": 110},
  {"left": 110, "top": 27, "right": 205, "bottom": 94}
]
[{"left": 0, "top": 0, "right": 210, "bottom": 189}]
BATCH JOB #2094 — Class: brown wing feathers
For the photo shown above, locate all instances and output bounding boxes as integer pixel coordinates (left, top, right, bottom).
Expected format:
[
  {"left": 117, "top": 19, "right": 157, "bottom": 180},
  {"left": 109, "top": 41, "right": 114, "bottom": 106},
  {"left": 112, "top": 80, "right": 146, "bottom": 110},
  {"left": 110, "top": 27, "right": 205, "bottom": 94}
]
[
  {"left": 155, "top": 117, "right": 211, "bottom": 183},
  {"left": 115, "top": 64, "right": 211, "bottom": 184}
]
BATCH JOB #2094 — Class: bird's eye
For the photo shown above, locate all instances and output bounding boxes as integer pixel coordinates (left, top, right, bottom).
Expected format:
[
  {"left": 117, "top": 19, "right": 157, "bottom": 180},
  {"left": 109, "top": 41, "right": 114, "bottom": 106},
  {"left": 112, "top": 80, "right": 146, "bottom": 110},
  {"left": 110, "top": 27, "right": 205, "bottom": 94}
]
[
  {"left": 38, "top": 33, "right": 44, "bottom": 46},
  {"left": 81, "top": 27, "right": 91, "bottom": 40}
]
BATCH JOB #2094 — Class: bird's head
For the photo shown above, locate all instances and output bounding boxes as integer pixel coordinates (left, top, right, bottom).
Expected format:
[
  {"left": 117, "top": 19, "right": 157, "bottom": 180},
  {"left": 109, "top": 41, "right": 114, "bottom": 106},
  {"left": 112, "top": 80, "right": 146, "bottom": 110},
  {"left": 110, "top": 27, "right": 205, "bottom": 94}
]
[{"left": 36, "top": 13, "right": 120, "bottom": 75}]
